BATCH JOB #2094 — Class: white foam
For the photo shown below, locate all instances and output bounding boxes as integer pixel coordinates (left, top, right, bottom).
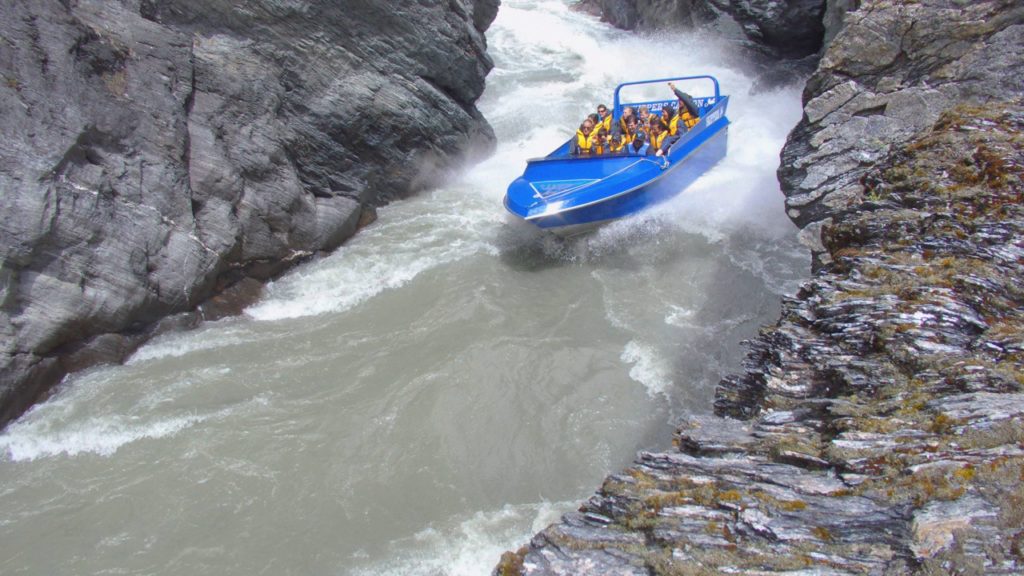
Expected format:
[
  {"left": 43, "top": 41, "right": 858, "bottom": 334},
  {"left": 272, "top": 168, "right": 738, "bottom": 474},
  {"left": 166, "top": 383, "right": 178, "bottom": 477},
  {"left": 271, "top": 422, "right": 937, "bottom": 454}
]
[
  {"left": 664, "top": 305, "right": 696, "bottom": 327},
  {"left": 0, "top": 412, "right": 206, "bottom": 461},
  {"left": 246, "top": 203, "right": 498, "bottom": 322},
  {"left": 663, "top": 83, "right": 807, "bottom": 242},
  {"left": 350, "top": 500, "right": 570, "bottom": 576},
  {"left": 127, "top": 322, "right": 253, "bottom": 364},
  {"left": 620, "top": 339, "right": 673, "bottom": 398}
]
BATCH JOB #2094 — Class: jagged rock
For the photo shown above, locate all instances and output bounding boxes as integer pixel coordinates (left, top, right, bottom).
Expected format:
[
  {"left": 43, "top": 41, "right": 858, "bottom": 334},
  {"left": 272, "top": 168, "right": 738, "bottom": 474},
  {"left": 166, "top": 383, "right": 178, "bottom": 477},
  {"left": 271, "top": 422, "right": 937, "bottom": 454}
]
[
  {"left": 779, "top": 0, "right": 1024, "bottom": 260},
  {"left": 0, "top": 0, "right": 499, "bottom": 428}
]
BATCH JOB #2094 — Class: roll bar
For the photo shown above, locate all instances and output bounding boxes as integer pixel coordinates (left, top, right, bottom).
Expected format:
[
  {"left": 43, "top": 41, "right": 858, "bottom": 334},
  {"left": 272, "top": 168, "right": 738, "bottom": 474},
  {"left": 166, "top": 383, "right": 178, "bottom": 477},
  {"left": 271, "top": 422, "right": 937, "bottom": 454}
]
[{"left": 612, "top": 75, "right": 721, "bottom": 119}]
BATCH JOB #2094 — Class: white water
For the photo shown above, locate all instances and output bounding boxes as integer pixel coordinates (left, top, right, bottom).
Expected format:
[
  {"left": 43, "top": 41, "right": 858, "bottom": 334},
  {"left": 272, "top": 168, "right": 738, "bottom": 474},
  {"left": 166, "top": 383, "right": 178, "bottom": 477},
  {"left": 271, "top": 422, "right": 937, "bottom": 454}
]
[{"left": 0, "top": 1, "right": 808, "bottom": 574}]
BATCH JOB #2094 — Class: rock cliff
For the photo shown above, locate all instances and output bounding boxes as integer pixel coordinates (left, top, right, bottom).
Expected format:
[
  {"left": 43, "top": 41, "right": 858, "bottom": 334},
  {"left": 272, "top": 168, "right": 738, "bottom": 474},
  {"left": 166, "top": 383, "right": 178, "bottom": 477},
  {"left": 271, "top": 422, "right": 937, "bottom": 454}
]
[
  {"left": 497, "top": 1, "right": 1024, "bottom": 574},
  {"left": 578, "top": 0, "right": 829, "bottom": 59},
  {"left": 781, "top": 0, "right": 1024, "bottom": 266},
  {"left": 0, "top": 0, "right": 499, "bottom": 428}
]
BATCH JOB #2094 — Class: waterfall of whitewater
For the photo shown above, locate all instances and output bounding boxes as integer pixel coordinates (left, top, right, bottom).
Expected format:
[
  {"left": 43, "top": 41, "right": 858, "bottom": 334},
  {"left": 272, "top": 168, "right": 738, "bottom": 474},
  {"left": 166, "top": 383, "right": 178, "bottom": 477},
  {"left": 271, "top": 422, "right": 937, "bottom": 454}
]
[{"left": 0, "top": 1, "right": 809, "bottom": 574}]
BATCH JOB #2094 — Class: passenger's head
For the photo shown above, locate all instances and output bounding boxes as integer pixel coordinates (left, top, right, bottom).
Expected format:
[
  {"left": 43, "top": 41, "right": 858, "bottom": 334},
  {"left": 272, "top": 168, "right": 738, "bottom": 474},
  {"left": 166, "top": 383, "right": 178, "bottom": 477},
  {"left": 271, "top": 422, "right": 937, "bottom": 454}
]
[
  {"left": 622, "top": 106, "right": 635, "bottom": 119},
  {"left": 587, "top": 113, "right": 600, "bottom": 125},
  {"left": 638, "top": 106, "right": 649, "bottom": 119},
  {"left": 581, "top": 119, "right": 594, "bottom": 134},
  {"left": 597, "top": 104, "right": 609, "bottom": 118},
  {"left": 662, "top": 105, "right": 675, "bottom": 119},
  {"left": 625, "top": 117, "right": 637, "bottom": 132},
  {"left": 649, "top": 117, "right": 662, "bottom": 133}
]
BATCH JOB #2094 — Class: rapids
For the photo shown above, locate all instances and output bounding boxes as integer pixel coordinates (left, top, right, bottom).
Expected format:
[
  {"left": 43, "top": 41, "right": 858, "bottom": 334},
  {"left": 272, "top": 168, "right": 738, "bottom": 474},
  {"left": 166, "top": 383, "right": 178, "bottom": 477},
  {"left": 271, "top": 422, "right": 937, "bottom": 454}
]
[{"left": 0, "top": 1, "right": 809, "bottom": 574}]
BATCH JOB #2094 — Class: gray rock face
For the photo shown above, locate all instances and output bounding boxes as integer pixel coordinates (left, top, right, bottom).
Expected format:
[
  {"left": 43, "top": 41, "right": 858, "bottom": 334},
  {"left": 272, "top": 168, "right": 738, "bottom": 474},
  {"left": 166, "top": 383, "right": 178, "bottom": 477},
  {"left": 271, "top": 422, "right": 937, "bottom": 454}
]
[
  {"left": 579, "top": 0, "right": 827, "bottom": 59},
  {"left": 780, "top": 0, "right": 1024, "bottom": 262},
  {"left": 0, "top": 0, "right": 499, "bottom": 427}
]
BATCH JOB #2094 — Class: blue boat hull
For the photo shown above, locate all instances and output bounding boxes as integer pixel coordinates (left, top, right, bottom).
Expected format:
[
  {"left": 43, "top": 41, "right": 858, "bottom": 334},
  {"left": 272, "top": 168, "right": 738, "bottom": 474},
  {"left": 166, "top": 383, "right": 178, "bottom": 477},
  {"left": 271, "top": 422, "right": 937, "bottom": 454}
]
[{"left": 504, "top": 77, "right": 729, "bottom": 235}]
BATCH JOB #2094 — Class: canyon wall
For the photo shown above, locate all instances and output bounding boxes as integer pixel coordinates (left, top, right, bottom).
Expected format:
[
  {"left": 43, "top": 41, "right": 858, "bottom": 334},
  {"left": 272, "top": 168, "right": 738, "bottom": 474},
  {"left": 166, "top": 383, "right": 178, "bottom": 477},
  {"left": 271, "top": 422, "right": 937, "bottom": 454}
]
[{"left": 0, "top": 0, "right": 499, "bottom": 428}]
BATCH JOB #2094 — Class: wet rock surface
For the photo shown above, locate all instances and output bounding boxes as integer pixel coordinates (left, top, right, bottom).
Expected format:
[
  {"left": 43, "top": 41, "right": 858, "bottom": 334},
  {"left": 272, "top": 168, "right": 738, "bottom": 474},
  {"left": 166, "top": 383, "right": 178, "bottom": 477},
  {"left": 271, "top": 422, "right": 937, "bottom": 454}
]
[
  {"left": 0, "top": 0, "right": 498, "bottom": 427},
  {"left": 497, "top": 2, "right": 1024, "bottom": 573},
  {"left": 780, "top": 0, "right": 1024, "bottom": 260},
  {"left": 497, "top": 97, "right": 1024, "bottom": 576},
  {"left": 577, "top": 0, "right": 828, "bottom": 59}
]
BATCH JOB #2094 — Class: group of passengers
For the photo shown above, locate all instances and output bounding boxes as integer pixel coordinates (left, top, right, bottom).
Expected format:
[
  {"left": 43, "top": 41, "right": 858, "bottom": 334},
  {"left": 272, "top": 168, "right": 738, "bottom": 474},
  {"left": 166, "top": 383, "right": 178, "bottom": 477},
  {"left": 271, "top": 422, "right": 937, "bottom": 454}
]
[{"left": 570, "top": 82, "right": 700, "bottom": 157}]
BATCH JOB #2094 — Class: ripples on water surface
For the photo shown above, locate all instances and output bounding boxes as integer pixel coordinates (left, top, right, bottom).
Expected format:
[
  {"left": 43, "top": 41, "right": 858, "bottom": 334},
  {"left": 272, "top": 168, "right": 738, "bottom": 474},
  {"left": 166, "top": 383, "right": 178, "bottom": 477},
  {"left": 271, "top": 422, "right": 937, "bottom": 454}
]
[{"left": 0, "top": 1, "right": 809, "bottom": 574}]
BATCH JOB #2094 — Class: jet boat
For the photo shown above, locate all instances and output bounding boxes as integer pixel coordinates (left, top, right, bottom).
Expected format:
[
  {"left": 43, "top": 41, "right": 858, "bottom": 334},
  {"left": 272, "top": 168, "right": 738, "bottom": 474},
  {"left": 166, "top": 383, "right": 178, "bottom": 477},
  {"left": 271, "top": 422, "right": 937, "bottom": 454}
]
[{"left": 504, "top": 75, "right": 729, "bottom": 235}]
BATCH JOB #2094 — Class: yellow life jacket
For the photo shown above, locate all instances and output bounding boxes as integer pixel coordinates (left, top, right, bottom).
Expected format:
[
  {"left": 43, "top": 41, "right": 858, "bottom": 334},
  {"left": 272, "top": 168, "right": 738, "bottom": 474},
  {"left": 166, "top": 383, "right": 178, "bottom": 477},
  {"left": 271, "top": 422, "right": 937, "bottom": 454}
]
[
  {"left": 670, "top": 110, "right": 699, "bottom": 135},
  {"left": 575, "top": 130, "right": 593, "bottom": 154},
  {"left": 599, "top": 115, "right": 613, "bottom": 133},
  {"left": 650, "top": 130, "right": 668, "bottom": 150},
  {"left": 684, "top": 111, "right": 699, "bottom": 129},
  {"left": 605, "top": 140, "right": 625, "bottom": 154}
]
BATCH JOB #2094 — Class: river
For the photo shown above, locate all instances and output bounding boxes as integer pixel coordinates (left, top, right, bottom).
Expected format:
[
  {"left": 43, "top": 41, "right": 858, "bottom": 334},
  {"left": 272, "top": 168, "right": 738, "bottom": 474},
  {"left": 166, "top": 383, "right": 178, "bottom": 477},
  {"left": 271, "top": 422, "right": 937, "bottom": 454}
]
[{"left": 0, "top": 1, "right": 808, "bottom": 574}]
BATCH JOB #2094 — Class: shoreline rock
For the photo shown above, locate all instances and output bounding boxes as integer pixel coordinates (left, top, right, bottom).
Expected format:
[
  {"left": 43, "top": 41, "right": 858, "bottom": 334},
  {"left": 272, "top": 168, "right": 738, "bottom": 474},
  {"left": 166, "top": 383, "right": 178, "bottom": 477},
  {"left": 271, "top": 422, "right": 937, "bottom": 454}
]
[
  {"left": 0, "top": 0, "right": 500, "bottom": 429},
  {"left": 497, "top": 1, "right": 1024, "bottom": 573}
]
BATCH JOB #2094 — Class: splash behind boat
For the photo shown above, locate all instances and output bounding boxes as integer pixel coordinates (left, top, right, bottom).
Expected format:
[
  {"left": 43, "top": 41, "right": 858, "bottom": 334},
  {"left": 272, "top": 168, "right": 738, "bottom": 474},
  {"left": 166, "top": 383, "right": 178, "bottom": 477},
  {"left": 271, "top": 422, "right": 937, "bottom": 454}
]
[{"left": 503, "top": 75, "right": 729, "bottom": 235}]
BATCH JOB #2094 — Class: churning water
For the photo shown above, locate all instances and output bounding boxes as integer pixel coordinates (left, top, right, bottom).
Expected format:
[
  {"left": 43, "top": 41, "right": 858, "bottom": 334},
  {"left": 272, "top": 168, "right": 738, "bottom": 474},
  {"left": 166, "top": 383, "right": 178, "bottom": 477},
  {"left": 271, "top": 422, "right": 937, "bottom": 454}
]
[{"left": 0, "top": 1, "right": 808, "bottom": 574}]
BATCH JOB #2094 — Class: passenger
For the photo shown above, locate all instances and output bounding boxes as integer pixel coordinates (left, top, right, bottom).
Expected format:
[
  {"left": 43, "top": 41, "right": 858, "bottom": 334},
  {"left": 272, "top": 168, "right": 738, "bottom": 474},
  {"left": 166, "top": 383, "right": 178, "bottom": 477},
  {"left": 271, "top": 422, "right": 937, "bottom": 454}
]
[
  {"left": 667, "top": 82, "right": 700, "bottom": 131},
  {"left": 631, "top": 130, "right": 647, "bottom": 154},
  {"left": 647, "top": 117, "right": 678, "bottom": 157},
  {"left": 660, "top": 105, "right": 675, "bottom": 132},
  {"left": 622, "top": 116, "right": 639, "bottom": 145},
  {"left": 637, "top": 106, "right": 651, "bottom": 131},
  {"left": 592, "top": 127, "right": 611, "bottom": 155},
  {"left": 619, "top": 106, "right": 636, "bottom": 133},
  {"left": 635, "top": 108, "right": 651, "bottom": 140},
  {"left": 570, "top": 119, "right": 596, "bottom": 155},
  {"left": 596, "top": 104, "right": 613, "bottom": 133},
  {"left": 589, "top": 127, "right": 603, "bottom": 155},
  {"left": 606, "top": 133, "right": 626, "bottom": 154}
]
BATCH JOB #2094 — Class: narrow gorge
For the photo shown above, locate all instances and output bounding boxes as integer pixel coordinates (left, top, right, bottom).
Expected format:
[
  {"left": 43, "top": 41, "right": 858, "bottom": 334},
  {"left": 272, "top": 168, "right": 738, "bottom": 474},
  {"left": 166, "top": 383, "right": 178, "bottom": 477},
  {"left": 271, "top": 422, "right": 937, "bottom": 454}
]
[
  {"left": 1, "top": 1, "right": 1021, "bottom": 575},
  {"left": 500, "top": 1, "right": 1024, "bottom": 574}
]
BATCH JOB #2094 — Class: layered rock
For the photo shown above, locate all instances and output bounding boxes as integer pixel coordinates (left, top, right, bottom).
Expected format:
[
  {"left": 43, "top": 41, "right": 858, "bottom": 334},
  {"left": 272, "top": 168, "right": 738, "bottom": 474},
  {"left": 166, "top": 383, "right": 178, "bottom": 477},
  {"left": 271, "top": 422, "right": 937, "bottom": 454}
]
[
  {"left": 780, "top": 0, "right": 1024, "bottom": 265},
  {"left": 0, "top": 0, "right": 499, "bottom": 427},
  {"left": 496, "top": 1, "right": 1024, "bottom": 574}
]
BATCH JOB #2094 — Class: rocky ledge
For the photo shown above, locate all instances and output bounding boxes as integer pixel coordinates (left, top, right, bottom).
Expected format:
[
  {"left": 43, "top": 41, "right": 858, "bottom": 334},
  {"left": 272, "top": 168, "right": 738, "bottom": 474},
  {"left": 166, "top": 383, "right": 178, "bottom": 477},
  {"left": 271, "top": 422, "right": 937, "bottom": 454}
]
[
  {"left": 0, "top": 0, "right": 499, "bottom": 428},
  {"left": 496, "top": 1, "right": 1024, "bottom": 574}
]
